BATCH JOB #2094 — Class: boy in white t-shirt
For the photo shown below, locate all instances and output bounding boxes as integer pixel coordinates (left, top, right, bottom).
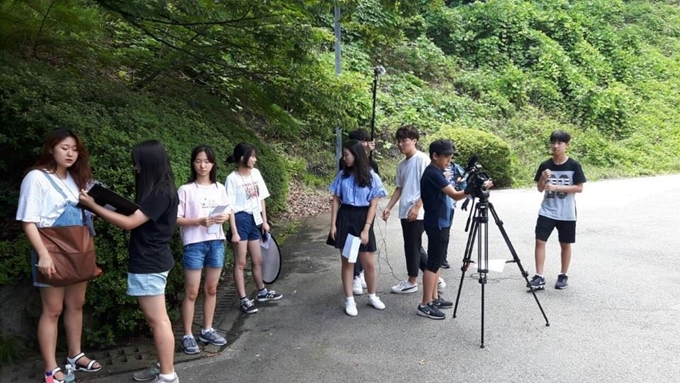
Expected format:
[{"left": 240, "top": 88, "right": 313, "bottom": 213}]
[{"left": 381, "top": 125, "right": 446, "bottom": 295}]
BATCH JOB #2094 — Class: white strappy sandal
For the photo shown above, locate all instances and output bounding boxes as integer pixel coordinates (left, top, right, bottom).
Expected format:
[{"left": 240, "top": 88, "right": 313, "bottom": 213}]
[{"left": 66, "top": 352, "right": 102, "bottom": 372}]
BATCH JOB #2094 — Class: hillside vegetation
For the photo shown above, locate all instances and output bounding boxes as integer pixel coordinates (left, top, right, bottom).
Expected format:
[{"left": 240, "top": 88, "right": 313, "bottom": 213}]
[{"left": 1, "top": 0, "right": 679, "bottom": 350}]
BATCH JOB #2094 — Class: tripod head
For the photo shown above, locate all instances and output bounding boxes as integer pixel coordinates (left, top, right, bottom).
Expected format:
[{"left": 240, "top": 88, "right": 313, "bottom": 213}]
[{"left": 460, "top": 154, "right": 492, "bottom": 200}]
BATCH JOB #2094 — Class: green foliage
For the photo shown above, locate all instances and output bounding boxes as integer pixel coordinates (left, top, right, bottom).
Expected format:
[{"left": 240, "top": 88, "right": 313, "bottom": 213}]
[
  {"left": 427, "top": 127, "right": 514, "bottom": 188},
  {"left": 1, "top": 0, "right": 680, "bottom": 350},
  {"left": 0, "top": 56, "right": 288, "bottom": 348},
  {"left": 0, "top": 331, "right": 28, "bottom": 365}
]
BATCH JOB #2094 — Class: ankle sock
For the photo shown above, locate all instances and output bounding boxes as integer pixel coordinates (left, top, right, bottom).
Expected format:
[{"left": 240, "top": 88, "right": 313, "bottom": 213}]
[
  {"left": 345, "top": 297, "right": 355, "bottom": 305},
  {"left": 258, "top": 287, "right": 268, "bottom": 296},
  {"left": 368, "top": 293, "right": 377, "bottom": 300},
  {"left": 159, "top": 372, "right": 176, "bottom": 380}
]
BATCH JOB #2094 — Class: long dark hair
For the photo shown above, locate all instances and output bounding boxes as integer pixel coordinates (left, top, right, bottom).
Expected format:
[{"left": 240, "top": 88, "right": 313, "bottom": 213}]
[
  {"left": 342, "top": 139, "right": 372, "bottom": 188},
  {"left": 30, "top": 128, "right": 93, "bottom": 190},
  {"left": 226, "top": 142, "right": 255, "bottom": 168},
  {"left": 188, "top": 145, "right": 218, "bottom": 184},
  {"left": 131, "top": 140, "right": 177, "bottom": 204}
]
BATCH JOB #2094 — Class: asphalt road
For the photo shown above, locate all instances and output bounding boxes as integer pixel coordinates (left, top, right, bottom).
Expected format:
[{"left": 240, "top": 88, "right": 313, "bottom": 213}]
[{"left": 97, "top": 174, "right": 680, "bottom": 383}]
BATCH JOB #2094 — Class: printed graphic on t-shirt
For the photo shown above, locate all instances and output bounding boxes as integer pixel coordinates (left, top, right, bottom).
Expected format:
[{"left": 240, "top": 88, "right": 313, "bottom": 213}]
[
  {"left": 242, "top": 179, "right": 260, "bottom": 200},
  {"left": 545, "top": 173, "right": 572, "bottom": 199},
  {"left": 199, "top": 196, "right": 220, "bottom": 210}
]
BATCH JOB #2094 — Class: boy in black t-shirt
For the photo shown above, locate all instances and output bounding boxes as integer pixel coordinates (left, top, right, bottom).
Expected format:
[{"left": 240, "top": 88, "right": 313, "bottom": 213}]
[
  {"left": 528, "top": 130, "right": 586, "bottom": 291},
  {"left": 418, "top": 140, "right": 469, "bottom": 320}
]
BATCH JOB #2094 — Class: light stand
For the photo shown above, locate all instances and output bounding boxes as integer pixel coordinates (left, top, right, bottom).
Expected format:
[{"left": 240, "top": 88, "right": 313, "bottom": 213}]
[{"left": 369, "top": 65, "right": 386, "bottom": 160}]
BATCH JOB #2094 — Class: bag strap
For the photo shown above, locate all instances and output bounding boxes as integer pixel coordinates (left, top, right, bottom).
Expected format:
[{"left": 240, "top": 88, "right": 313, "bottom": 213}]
[
  {"left": 41, "top": 171, "right": 87, "bottom": 223},
  {"left": 41, "top": 170, "right": 69, "bottom": 199}
]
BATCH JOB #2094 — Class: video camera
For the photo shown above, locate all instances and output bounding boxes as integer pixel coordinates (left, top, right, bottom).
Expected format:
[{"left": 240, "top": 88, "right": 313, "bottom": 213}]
[{"left": 460, "top": 154, "right": 491, "bottom": 200}]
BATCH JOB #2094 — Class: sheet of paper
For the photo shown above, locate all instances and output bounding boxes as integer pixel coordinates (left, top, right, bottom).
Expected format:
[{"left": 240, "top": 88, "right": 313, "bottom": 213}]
[
  {"left": 471, "top": 259, "right": 506, "bottom": 273},
  {"left": 209, "top": 205, "right": 228, "bottom": 216},
  {"left": 342, "top": 234, "right": 361, "bottom": 263},
  {"left": 207, "top": 205, "right": 228, "bottom": 234},
  {"left": 261, "top": 231, "right": 271, "bottom": 249}
]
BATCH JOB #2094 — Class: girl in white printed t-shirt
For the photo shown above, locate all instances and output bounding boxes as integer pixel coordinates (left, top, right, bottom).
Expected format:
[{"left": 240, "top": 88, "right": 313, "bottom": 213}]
[
  {"left": 225, "top": 143, "right": 283, "bottom": 315},
  {"left": 176, "top": 145, "right": 230, "bottom": 355}
]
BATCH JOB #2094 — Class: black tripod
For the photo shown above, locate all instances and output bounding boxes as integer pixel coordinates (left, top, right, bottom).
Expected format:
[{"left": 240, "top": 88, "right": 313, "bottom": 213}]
[{"left": 452, "top": 193, "right": 550, "bottom": 348}]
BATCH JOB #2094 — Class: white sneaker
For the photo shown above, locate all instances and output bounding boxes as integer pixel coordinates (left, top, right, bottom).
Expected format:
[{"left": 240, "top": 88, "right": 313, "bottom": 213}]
[
  {"left": 360, "top": 272, "right": 367, "bottom": 289},
  {"left": 352, "top": 277, "right": 363, "bottom": 295},
  {"left": 391, "top": 280, "right": 418, "bottom": 294},
  {"left": 367, "top": 296, "right": 385, "bottom": 310},
  {"left": 345, "top": 300, "right": 358, "bottom": 317},
  {"left": 438, "top": 277, "right": 447, "bottom": 293}
]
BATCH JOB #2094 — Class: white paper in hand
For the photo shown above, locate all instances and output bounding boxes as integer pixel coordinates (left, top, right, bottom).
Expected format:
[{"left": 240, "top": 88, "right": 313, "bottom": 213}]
[
  {"left": 207, "top": 205, "right": 228, "bottom": 234},
  {"left": 261, "top": 231, "right": 271, "bottom": 249},
  {"left": 342, "top": 234, "right": 361, "bottom": 263}
]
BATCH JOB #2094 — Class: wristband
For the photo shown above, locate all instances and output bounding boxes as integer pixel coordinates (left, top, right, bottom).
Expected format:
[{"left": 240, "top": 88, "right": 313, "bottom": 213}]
[{"left": 365, "top": 222, "right": 372, "bottom": 226}]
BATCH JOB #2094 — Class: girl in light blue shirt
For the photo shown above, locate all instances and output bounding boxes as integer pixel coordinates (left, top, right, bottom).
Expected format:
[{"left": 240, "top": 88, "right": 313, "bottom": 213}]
[{"left": 328, "top": 139, "right": 387, "bottom": 317}]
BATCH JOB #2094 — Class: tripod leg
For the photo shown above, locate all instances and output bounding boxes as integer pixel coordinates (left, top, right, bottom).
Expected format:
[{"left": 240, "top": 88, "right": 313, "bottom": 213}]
[
  {"left": 452, "top": 212, "right": 479, "bottom": 319},
  {"left": 480, "top": 279, "right": 485, "bottom": 348},
  {"left": 488, "top": 202, "right": 550, "bottom": 327}
]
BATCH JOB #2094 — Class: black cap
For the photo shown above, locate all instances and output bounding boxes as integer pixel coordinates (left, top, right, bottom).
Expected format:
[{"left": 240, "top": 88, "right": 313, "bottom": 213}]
[{"left": 429, "top": 139, "right": 455, "bottom": 156}]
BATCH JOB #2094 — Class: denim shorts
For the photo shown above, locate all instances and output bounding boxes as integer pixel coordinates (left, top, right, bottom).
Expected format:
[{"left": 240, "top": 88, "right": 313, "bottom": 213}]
[
  {"left": 127, "top": 271, "right": 169, "bottom": 296},
  {"left": 234, "top": 212, "right": 262, "bottom": 241},
  {"left": 182, "top": 240, "right": 225, "bottom": 270}
]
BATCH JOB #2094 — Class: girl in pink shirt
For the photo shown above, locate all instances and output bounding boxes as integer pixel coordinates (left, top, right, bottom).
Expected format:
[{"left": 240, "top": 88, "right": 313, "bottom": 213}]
[{"left": 176, "top": 145, "right": 230, "bottom": 354}]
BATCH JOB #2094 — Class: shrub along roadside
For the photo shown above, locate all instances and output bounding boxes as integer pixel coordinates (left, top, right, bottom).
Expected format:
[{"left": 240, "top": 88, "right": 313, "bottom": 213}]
[
  {"left": 0, "top": 56, "right": 289, "bottom": 348},
  {"left": 426, "top": 127, "right": 514, "bottom": 189}
]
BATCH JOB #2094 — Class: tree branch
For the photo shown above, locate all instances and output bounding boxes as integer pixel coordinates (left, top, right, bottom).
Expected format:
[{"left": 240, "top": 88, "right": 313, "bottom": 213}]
[{"left": 32, "top": 0, "right": 58, "bottom": 58}]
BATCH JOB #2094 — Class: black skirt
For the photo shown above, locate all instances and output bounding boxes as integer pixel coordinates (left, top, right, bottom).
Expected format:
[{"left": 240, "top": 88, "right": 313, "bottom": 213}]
[{"left": 327, "top": 204, "right": 377, "bottom": 253}]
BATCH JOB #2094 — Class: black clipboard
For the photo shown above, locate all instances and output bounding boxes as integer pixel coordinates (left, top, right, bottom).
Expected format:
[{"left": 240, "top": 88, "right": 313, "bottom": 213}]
[{"left": 79, "top": 184, "right": 139, "bottom": 216}]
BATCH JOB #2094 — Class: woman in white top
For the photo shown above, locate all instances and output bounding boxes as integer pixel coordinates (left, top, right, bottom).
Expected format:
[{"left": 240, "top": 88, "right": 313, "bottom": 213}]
[
  {"left": 225, "top": 143, "right": 283, "bottom": 315},
  {"left": 16, "top": 129, "right": 101, "bottom": 383},
  {"left": 176, "top": 145, "right": 230, "bottom": 354}
]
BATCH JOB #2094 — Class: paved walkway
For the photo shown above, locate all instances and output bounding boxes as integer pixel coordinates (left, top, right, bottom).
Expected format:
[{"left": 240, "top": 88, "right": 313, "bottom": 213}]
[{"left": 4, "top": 174, "right": 680, "bottom": 383}]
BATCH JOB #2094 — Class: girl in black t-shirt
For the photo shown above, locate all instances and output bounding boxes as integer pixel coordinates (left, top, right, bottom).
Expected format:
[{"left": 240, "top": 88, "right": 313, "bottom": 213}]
[{"left": 79, "top": 140, "right": 180, "bottom": 383}]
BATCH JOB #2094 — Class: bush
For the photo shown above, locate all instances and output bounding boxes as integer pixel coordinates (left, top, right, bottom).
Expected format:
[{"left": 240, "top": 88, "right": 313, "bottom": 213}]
[
  {"left": 426, "top": 127, "right": 514, "bottom": 188},
  {"left": 0, "top": 56, "right": 289, "bottom": 348}
]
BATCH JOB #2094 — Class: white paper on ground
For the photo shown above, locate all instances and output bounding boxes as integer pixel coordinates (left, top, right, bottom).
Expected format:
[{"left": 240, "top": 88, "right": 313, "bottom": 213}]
[
  {"left": 342, "top": 234, "right": 361, "bottom": 263},
  {"left": 470, "top": 259, "right": 507, "bottom": 273}
]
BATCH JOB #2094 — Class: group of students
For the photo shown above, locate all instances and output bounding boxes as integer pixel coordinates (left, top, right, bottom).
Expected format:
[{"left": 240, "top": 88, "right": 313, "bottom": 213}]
[
  {"left": 18, "top": 126, "right": 585, "bottom": 382},
  {"left": 328, "top": 126, "right": 585, "bottom": 320},
  {"left": 328, "top": 126, "right": 473, "bottom": 318},
  {"left": 17, "top": 130, "right": 281, "bottom": 383}
]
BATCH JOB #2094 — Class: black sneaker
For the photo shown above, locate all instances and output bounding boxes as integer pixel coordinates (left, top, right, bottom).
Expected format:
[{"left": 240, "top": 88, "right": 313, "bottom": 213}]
[
  {"left": 441, "top": 261, "right": 451, "bottom": 269},
  {"left": 257, "top": 290, "right": 283, "bottom": 302},
  {"left": 555, "top": 274, "right": 569, "bottom": 290},
  {"left": 432, "top": 297, "right": 453, "bottom": 310},
  {"left": 417, "top": 302, "right": 445, "bottom": 320},
  {"left": 527, "top": 275, "right": 545, "bottom": 291},
  {"left": 240, "top": 298, "right": 258, "bottom": 314}
]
